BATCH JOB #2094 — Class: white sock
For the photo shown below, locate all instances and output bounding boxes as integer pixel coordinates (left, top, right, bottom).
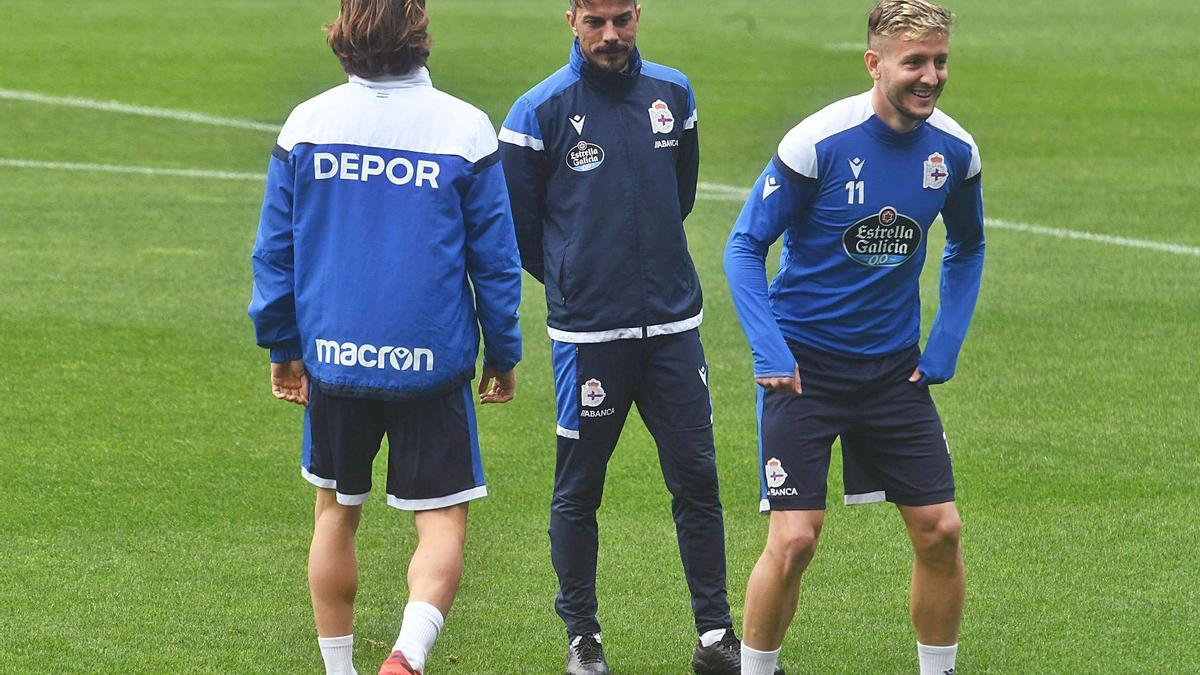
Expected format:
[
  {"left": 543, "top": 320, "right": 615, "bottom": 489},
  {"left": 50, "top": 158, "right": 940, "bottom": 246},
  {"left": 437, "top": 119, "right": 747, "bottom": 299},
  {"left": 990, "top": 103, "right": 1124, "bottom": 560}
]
[
  {"left": 918, "top": 642, "right": 958, "bottom": 675},
  {"left": 741, "top": 642, "right": 781, "bottom": 675},
  {"left": 392, "top": 601, "right": 444, "bottom": 672},
  {"left": 699, "top": 628, "right": 727, "bottom": 647},
  {"left": 317, "top": 634, "right": 357, "bottom": 675}
]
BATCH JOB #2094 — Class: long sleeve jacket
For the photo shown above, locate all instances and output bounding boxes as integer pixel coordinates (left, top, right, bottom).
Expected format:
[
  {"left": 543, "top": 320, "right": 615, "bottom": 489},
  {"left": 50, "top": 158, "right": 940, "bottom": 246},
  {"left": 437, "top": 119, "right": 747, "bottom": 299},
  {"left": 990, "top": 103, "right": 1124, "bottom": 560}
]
[
  {"left": 499, "top": 42, "right": 702, "bottom": 343},
  {"left": 249, "top": 69, "right": 522, "bottom": 399}
]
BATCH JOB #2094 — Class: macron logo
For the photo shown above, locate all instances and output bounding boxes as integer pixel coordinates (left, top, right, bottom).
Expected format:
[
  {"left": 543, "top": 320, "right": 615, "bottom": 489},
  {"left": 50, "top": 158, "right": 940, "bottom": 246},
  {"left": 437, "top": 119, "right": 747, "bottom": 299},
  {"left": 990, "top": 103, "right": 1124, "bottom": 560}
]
[
  {"left": 849, "top": 157, "right": 865, "bottom": 179},
  {"left": 314, "top": 152, "right": 440, "bottom": 189},
  {"left": 315, "top": 339, "right": 434, "bottom": 372},
  {"left": 763, "top": 175, "right": 782, "bottom": 200},
  {"left": 570, "top": 115, "right": 586, "bottom": 135}
]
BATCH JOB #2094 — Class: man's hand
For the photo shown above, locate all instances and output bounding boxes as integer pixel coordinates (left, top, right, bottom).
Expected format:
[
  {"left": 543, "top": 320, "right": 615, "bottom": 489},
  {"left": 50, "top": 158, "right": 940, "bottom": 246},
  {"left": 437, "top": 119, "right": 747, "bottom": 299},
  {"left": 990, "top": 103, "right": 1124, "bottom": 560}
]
[
  {"left": 910, "top": 361, "right": 952, "bottom": 387},
  {"left": 479, "top": 366, "right": 516, "bottom": 404},
  {"left": 756, "top": 364, "right": 802, "bottom": 396},
  {"left": 271, "top": 360, "right": 309, "bottom": 406},
  {"left": 909, "top": 365, "right": 950, "bottom": 387}
]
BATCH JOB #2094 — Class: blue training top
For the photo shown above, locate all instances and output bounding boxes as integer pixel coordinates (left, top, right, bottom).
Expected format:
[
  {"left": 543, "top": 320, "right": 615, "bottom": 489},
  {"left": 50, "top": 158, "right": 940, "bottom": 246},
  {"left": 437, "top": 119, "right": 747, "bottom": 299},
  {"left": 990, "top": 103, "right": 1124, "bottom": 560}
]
[
  {"left": 249, "top": 68, "right": 523, "bottom": 399},
  {"left": 724, "top": 90, "right": 985, "bottom": 385}
]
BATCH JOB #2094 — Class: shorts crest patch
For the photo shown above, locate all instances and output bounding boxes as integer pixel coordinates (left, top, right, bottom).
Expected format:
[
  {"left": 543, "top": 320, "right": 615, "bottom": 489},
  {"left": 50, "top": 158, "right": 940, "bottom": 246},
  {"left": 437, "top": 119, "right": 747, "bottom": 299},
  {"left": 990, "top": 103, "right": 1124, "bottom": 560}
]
[
  {"left": 581, "top": 378, "right": 607, "bottom": 407},
  {"left": 765, "top": 457, "right": 789, "bottom": 488}
]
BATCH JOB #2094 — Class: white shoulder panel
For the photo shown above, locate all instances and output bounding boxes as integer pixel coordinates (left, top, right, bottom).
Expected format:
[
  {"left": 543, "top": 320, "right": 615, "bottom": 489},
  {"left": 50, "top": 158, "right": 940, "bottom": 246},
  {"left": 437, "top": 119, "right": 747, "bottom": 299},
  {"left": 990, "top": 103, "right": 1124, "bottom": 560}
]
[
  {"left": 277, "top": 78, "right": 495, "bottom": 163},
  {"left": 928, "top": 109, "right": 981, "bottom": 178},
  {"left": 776, "top": 91, "right": 874, "bottom": 180}
]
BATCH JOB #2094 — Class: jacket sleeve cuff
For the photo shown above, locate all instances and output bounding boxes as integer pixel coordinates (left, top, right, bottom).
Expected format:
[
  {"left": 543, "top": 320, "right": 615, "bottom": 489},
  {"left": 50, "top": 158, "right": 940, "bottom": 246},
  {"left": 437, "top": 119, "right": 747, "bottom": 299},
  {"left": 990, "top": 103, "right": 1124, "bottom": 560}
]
[
  {"left": 269, "top": 341, "right": 304, "bottom": 363},
  {"left": 483, "top": 356, "right": 518, "bottom": 373}
]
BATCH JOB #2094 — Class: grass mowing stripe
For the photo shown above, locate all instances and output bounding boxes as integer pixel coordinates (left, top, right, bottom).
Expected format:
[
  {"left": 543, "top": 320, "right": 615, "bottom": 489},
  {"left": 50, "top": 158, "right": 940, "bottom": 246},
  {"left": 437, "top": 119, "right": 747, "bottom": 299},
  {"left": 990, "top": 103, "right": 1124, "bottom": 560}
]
[{"left": 0, "top": 87, "right": 279, "bottom": 133}]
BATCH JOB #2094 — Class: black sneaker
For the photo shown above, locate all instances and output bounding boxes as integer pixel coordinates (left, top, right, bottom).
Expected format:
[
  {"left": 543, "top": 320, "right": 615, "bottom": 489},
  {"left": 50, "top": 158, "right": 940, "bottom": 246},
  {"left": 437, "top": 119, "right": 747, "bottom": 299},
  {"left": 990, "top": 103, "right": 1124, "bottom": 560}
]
[
  {"left": 692, "top": 630, "right": 786, "bottom": 675},
  {"left": 566, "top": 633, "right": 610, "bottom": 675}
]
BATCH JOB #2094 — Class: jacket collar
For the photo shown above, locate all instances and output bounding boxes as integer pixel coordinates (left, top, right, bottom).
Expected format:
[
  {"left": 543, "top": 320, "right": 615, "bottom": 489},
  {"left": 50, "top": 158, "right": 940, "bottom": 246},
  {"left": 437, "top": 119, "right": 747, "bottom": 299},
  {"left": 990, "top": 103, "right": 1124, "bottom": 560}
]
[
  {"left": 570, "top": 39, "right": 642, "bottom": 93},
  {"left": 348, "top": 67, "right": 433, "bottom": 90}
]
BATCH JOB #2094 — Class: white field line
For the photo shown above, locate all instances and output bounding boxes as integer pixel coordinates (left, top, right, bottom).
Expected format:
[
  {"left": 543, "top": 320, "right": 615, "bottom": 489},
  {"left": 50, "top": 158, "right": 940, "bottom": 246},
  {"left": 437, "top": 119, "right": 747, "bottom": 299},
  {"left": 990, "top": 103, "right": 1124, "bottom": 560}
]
[
  {"left": 3, "top": 158, "right": 1197, "bottom": 258},
  {"left": 983, "top": 219, "right": 1200, "bottom": 257},
  {"left": 0, "top": 87, "right": 279, "bottom": 133},
  {"left": 824, "top": 42, "right": 867, "bottom": 52},
  {"left": 0, "top": 83, "right": 1195, "bottom": 259},
  {"left": 0, "top": 158, "right": 263, "bottom": 182},
  {"left": 696, "top": 183, "right": 1200, "bottom": 257},
  {"left": 2, "top": 158, "right": 1196, "bottom": 258}
]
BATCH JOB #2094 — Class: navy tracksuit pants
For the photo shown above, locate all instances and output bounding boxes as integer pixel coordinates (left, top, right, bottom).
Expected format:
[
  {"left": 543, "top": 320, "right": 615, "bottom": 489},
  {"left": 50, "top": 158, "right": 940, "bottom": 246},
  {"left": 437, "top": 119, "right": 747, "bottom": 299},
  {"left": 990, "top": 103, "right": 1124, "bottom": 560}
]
[{"left": 549, "top": 329, "right": 731, "bottom": 636}]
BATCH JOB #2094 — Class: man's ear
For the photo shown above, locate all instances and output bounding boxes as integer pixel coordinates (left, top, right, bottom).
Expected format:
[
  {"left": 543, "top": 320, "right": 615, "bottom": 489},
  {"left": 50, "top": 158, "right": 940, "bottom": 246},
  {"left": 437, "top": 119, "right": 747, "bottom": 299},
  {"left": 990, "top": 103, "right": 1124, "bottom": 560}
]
[{"left": 865, "top": 49, "right": 882, "bottom": 81}]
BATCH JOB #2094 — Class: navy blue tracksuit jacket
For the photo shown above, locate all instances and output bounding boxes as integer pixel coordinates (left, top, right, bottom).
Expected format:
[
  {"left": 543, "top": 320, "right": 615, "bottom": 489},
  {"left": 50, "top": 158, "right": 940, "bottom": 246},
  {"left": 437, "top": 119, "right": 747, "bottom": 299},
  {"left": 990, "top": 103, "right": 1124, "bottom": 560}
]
[{"left": 499, "top": 41, "right": 702, "bottom": 343}]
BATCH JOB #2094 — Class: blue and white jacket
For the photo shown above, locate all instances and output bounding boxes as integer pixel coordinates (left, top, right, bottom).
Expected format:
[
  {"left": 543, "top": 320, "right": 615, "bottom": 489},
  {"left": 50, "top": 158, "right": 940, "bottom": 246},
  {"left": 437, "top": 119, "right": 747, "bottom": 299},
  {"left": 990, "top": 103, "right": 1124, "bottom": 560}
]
[
  {"left": 249, "top": 68, "right": 523, "bottom": 400},
  {"left": 498, "top": 42, "right": 702, "bottom": 343},
  {"left": 725, "top": 91, "right": 985, "bottom": 385}
]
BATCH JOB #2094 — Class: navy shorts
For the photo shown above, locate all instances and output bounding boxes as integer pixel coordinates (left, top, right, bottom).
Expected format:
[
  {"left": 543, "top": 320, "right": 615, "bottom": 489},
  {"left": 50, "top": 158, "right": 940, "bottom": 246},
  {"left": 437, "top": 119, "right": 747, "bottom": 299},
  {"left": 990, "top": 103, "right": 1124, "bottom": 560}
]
[
  {"left": 757, "top": 341, "right": 954, "bottom": 511},
  {"left": 300, "top": 382, "right": 486, "bottom": 511}
]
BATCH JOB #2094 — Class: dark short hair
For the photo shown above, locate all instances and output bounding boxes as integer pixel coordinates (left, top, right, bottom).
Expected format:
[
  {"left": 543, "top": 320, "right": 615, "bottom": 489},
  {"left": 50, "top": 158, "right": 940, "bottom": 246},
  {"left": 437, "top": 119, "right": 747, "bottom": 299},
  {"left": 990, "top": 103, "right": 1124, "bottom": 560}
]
[
  {"left": 568, "top": 0, "right": 638, "bottom": 12},
  {"left": 326, "top": 0, "right": 431, "bottom": 79}
]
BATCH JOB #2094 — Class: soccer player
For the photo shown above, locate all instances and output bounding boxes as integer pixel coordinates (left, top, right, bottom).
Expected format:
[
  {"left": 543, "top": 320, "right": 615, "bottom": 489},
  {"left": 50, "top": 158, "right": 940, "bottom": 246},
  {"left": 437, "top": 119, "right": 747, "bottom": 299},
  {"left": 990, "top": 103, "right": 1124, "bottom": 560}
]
[
  {"left": 248, "top": 1, "right": 523, "bottom": 673},
  {"left": 498, "top": 1, "right": 749, "bottom": 673},
  {"left": 723, "top": 1, "right": 985, "bottom": 673}
]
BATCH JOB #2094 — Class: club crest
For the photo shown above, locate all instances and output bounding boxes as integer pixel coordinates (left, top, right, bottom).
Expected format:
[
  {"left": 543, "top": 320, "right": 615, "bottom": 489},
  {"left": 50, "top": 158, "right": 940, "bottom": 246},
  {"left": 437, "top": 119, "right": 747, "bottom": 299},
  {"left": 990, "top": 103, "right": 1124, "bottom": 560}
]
[
  {"left": 923, "top": 152, "right": 949, "bottom": 189},
  {"left": 765, "top": 458, "right": 788, "bottom": 488},
  {"left": 648, "top": 99, "right": 675, "bottom": 134},
  {"left": 581, "top": 378, "right": 607, "bottom": 407}
]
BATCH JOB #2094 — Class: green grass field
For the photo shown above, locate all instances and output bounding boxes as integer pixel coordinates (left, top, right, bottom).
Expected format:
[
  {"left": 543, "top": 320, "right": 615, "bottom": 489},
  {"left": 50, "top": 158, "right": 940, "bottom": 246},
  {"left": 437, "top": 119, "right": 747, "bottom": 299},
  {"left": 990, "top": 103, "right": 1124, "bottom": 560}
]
[{"left": 2, "top": 0, "right": 1198, "bottom": 672}]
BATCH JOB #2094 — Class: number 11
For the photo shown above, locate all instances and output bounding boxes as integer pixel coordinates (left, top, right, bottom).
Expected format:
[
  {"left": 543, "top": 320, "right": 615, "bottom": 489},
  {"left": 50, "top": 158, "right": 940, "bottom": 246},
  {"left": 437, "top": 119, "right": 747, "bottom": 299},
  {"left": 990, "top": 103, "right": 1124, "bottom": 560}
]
[{"left": 845, "top": 181, "right": 864, "bottom": 205}]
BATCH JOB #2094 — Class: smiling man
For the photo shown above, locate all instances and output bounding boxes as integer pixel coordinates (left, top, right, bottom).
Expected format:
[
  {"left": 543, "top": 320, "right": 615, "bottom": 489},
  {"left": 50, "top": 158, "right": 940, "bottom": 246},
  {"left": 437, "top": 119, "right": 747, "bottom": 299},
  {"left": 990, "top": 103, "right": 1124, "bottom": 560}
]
[
  {"left": 498, "top": 1, "right": 747, "bottom": 674},
  {"left": 723, "top": 1, "right": 985, "bottom": 674}
]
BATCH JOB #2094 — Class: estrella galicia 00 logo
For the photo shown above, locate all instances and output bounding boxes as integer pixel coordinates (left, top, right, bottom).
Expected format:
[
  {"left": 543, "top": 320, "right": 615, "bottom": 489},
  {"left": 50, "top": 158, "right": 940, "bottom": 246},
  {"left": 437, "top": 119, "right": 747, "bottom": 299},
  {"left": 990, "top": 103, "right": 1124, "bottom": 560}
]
[
  {"left": 842, "top": 206, "right": 923, "bottom": 267},
  {"left": 565, "top": 141, "right": 605, "bottom": 172}
]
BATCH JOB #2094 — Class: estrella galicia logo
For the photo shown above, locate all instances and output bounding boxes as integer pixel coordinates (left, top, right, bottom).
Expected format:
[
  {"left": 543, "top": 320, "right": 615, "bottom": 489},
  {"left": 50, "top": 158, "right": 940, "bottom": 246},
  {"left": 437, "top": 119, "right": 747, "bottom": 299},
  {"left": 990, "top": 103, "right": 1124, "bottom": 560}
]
[
  {"left": 842, "top": 206, "right": 923, "bottom": 267},
  {"left": 565, "top": 141, "right": 605, "bottom": 172}
]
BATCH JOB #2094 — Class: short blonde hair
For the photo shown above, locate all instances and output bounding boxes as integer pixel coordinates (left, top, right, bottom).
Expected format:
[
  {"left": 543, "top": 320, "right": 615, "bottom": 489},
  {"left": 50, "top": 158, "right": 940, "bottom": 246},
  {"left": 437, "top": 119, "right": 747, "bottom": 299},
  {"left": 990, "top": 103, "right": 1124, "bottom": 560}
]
[{"left": 868, "top": 0, "right": 954, "bottom": 44}]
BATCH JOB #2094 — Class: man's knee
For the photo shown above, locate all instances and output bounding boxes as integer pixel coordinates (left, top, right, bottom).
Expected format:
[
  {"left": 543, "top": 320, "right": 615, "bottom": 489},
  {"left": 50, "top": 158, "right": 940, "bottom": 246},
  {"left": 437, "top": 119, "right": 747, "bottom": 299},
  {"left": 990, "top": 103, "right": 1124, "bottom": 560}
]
[
  {"left": 315, "top": 489, "right": 362, "bottom": 529},
  {"left": 909, "top": 508, "right": 962, "bottom": 566},
  {"left": 551, "top": 484, "right": 605, "bottom": 519},
  {"left": 663, "top": 464, "right": 720, "bottom": 503},
  {"left": 414, "top": 503, "right": 468, "bottom": 547},
  {"left": 766, "top": 516, "right": 822, "bottom": 571}
]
